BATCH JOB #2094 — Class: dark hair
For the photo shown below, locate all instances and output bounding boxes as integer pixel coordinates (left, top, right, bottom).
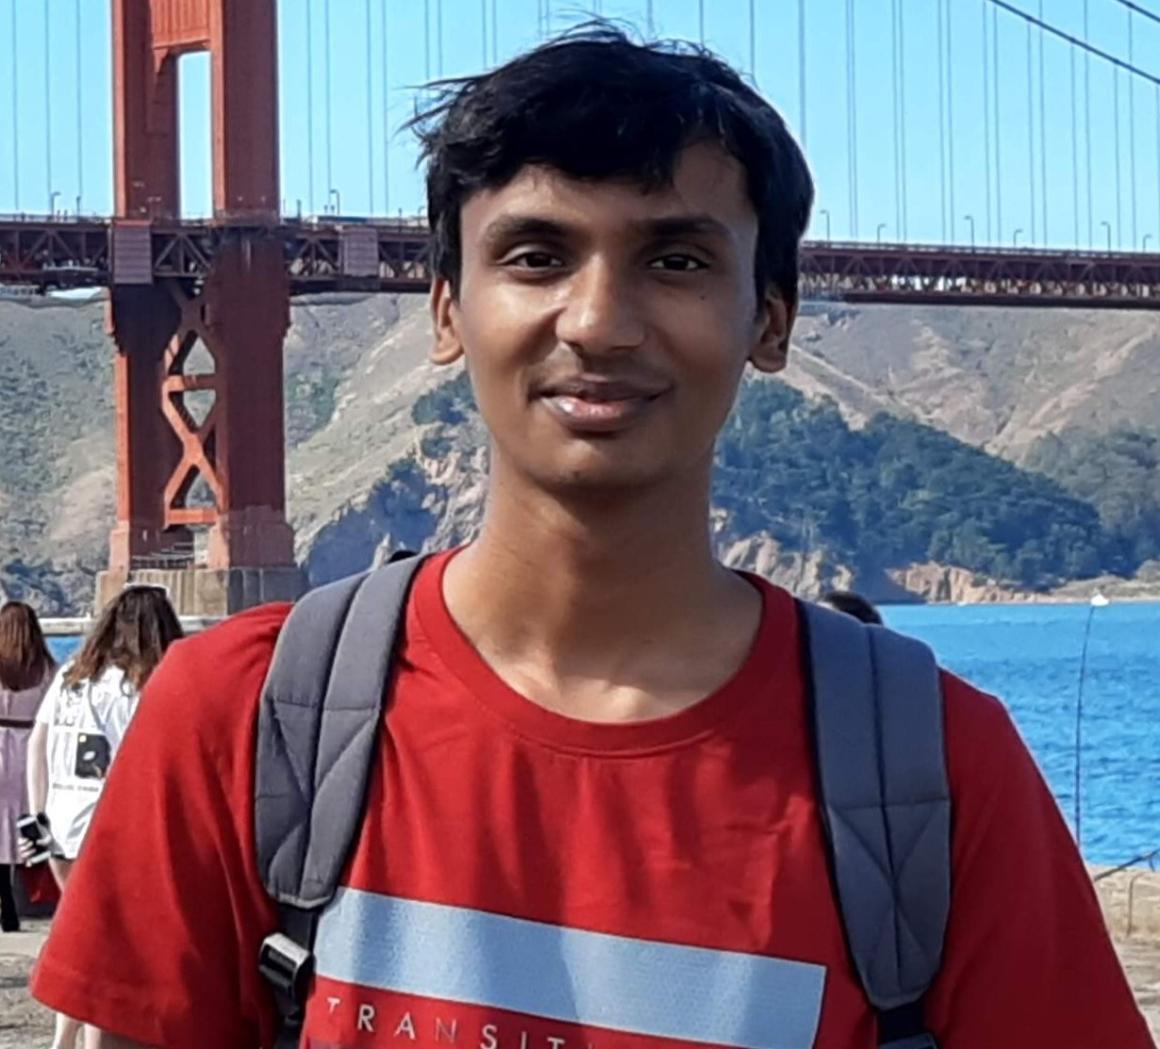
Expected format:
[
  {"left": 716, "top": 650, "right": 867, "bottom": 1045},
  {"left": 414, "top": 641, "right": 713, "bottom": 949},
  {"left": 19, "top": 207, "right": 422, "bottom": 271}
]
[
  {"left": 411, "top": 25, "right": 813, "bottom": 302},
  {"left": 64, "top": 586, "right": 183, "bottom": 692},
  {"left": 0, "top": 601, "right": 55, "bottom": 692},
  {"left": 822, "top": 590, "right": 884, "bottom": 626}
]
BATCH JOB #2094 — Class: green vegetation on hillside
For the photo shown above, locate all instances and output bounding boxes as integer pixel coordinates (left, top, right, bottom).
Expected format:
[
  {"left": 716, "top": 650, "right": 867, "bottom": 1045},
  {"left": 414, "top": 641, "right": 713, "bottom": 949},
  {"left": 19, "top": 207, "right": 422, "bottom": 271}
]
[
  {"left": 717, "top": 380, "right": 1128, "bottom": 588},
  {"left": 1024, "top": 427, "right": 1160, "bottom": 568}
]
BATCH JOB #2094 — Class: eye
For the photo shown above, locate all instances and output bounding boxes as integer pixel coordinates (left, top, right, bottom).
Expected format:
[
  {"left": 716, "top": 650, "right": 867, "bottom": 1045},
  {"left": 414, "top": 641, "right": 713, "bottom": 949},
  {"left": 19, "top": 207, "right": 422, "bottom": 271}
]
[
  {"left": 648, "top": 253, "right": 709, "bottom": 272},
  {"left": 504, "top": 250, "right": 564, "bottom": 269}
]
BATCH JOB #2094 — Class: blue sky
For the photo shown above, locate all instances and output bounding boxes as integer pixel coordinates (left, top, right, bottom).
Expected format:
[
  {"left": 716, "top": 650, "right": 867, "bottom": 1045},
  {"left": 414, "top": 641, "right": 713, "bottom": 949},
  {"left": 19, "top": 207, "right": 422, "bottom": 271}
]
[{"left": 2, "top": 0, "right": 1158, "bottom": 250}]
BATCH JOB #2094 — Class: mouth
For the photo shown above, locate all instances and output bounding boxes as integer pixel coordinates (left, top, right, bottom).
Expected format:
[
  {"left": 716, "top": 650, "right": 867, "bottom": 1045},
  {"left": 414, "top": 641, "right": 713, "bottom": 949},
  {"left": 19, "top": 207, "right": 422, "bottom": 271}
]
[{"left": 535, "top": 379, "right": 669, "bottom": 435}]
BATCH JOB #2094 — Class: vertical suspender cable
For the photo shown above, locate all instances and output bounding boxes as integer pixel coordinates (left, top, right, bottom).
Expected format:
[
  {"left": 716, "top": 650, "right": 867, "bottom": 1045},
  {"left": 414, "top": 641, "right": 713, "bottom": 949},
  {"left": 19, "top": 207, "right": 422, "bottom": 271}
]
[
  {"left": 898, "top": 0, "right": 907, "bottom": 240},
  {"left": 1038, "top": 0, "right": 1047, "bottom": 243},
  {"left": 10, "top": 1, "right": 17, "bottom": 211},
  {"left": 425, "top": 0, "right": 432, "bottom": 78},
  {"left": 993, "top": 7, "right": 1003, "bottom": 243},
  {"left": 646, "top": 0, "right": 654, "bottom": 38},
  {"left": 381, "top": 0, "right": 389, "bottom": 213},
  {"left": 307, "top": 0, "right": 315, "bottom": 213},
  {"left": 983, "top": 3, "right": 992, "bottom": 244},
  {"left": 846, "top": 0, "right": 859, "bottom": 238},
  {"left": 481, "top": 0, "right": 487, "bottom": 66},
  {"left": 1113, "top": 58, "right": 1122, "bottom": 248},
  {"left": 937, "top": 0, "right": 947, "bottom": 242},
  {"left": 44, "top": 1, "right": 52, "bottom": 213},
  {"left": 1026, "top": 22, "right": 1036, "bottom": 243},
  {"left": 365, "top": 0, "right": 374, "bottom": 213},
  {"left": 749, "top": 0, "right": 756, "bottom": 81},
  {"left": 491, "top": 0, "right": 498, "bottom": 63},
  {"left": 699, "top": 0, "right": 706, "bottom": 44},
  {"left": 893, "top": 0, "right": 902, "bottom": 240},
  {"left": 1084, "top": 0, "right": 1093, "bottom": 246},
  {"left": 797, "top": 0, "right": 805, "bottom": 147},
  {"left": 75, "top": 0, "right": 83, "bottom": 212},
  {"left": 325, "top": 0, "right": 333, "bottom": 207},
  {"left": 1071, "top": 44, "right": 1079, "bottom": 245},
  {"left": 1155, "top": 85, "right": 1159, "bottom": 249},
  {"left": 1128, "top": 9, "right": 1137, "bottom": 248},
  {"left": 437, "top": 0, "right": 443, "bottom": 76},
  {"left": 946, "top": 0, "right": 955, "bottom": 242}
]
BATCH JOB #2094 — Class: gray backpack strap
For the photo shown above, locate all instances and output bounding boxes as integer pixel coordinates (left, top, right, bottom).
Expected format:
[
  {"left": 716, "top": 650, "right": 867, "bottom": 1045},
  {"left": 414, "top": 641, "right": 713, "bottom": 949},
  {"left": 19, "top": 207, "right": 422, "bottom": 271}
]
[
  {"left": 797, "top": 600, "right": 950, "bottom": 1049},
  {"left": 254, "top": 554, "right": 424, "bottom": 1049}
]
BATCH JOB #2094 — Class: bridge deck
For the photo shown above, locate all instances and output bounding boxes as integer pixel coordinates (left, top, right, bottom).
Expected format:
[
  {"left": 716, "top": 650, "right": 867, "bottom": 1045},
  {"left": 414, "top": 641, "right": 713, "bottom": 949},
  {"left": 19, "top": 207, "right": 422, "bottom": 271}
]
[{"left": 2, "top": 217, "right": 1159, "bottom": 309}]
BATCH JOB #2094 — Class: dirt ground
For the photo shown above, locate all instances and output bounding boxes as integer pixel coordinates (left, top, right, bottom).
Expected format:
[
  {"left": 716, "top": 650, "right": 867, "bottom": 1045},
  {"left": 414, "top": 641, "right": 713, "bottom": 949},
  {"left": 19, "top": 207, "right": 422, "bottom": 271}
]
[{"left": 2, "top": 871, "right": 1158, "bottom": 1047}]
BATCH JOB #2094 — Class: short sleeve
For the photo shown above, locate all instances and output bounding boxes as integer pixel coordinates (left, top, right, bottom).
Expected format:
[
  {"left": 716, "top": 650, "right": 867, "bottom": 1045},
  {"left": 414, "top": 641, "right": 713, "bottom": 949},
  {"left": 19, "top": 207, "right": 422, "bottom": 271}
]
[
  {"left": 31, "top": 607, "right": 290, "bottom": 1049},
  {"left": 926, "top": 674, "right": 1152, "bottom": 1048}
]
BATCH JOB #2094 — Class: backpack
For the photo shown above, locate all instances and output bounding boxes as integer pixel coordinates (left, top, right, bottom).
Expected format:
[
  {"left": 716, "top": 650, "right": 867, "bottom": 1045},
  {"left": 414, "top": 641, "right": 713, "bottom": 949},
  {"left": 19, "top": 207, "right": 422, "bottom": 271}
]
[{"left": 254, "top": 554, "right": 950, "bottom": 1049}]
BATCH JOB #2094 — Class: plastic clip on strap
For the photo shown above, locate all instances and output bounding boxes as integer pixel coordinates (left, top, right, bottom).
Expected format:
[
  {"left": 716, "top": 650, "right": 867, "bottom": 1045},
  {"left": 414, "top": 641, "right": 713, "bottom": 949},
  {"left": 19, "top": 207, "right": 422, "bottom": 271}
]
[
  {"left": 259, "top": 907, "right": 318, "bottom": 1049},
  {"left": 877, "top": 1002, "right": 939, "bottom": 1049}
]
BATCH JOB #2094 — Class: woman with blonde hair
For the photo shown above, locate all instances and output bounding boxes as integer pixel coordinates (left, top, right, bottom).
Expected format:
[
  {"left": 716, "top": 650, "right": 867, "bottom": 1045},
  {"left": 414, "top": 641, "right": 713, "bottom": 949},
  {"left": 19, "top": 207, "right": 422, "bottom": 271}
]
[
  {"left": 0, "top": 601, "right": 56, "bottom": 933},
  {"left": 26, "top": 585, "right": 181, "bottom": 1049}
]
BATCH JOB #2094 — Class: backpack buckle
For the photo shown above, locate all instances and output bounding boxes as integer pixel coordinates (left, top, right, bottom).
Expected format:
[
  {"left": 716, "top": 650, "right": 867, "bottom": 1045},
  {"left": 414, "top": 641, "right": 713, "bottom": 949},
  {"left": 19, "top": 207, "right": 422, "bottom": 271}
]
[
  {"left": 879, "top": 1036, "right": 939, "bottom": 1049},
  {"left": 259, "top": 932, "right": 314, "bottom": 1004}
]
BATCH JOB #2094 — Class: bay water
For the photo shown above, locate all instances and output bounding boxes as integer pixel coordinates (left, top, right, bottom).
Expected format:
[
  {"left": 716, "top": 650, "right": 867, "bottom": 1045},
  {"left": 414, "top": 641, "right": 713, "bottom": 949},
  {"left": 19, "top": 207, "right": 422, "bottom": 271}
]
[{"left": 48, "top": 600, "right": 1159, "bottom": 865}]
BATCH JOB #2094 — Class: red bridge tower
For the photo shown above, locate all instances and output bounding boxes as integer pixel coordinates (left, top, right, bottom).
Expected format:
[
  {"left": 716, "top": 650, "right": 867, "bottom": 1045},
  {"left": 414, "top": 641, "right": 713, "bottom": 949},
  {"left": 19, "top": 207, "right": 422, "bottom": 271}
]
[{"left": 97, "top": 0, "right": 303, "bottom": 615}]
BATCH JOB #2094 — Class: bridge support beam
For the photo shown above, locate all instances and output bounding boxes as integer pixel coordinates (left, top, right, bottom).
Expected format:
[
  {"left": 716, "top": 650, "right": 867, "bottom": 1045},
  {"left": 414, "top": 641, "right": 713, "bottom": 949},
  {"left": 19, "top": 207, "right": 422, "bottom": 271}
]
[{"left": 101, "top": 0, "right": 301, "bottom": 616}]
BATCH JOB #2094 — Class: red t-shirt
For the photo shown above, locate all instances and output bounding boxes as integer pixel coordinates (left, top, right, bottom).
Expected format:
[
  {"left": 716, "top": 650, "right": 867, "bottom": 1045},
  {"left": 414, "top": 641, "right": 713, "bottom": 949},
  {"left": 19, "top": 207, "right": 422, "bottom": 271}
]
[{"left": 33, "top": 553, "right": 1150, "bottom": 1049}]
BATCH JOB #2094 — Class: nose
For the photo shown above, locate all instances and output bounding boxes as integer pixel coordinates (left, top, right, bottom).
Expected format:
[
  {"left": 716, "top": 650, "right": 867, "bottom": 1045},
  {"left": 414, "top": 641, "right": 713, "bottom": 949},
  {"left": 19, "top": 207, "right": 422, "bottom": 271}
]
[{"left": 554, "top": 256, "right": 647, "bottom": 357}]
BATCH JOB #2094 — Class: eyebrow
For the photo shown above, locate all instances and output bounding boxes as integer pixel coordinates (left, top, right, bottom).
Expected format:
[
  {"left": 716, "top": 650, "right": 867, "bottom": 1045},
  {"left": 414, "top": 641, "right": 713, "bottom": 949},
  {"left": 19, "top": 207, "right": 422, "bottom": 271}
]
[{"left": 480, "top": 213, "right": 733, "bottom": 248}]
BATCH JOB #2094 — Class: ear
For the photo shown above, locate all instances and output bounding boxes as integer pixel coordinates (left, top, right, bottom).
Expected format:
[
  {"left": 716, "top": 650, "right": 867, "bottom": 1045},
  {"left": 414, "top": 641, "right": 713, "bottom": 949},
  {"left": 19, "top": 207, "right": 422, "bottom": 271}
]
[
  {"left": 430, "top": 277, "right": 465, "bottom": 365},
  {"left": 748, "top": 288, "right": 796, "bottom": 375}
]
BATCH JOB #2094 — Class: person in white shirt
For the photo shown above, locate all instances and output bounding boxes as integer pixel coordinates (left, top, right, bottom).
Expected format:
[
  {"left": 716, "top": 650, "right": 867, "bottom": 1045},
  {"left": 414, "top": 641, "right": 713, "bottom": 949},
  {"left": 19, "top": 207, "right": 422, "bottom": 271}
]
[{"left": 25, "top": 585, "right": 182, "bottom": 1049}]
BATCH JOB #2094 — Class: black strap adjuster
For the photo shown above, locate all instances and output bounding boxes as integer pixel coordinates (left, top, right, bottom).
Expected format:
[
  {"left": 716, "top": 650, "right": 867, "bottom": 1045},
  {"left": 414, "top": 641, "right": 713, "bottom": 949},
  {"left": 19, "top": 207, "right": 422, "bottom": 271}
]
[
  {"left": 259, "top": 932, "right": 314, "bottom": 1004},
  {"left": 879, "top": 1038, "right": 938, "bottom": 1049}
]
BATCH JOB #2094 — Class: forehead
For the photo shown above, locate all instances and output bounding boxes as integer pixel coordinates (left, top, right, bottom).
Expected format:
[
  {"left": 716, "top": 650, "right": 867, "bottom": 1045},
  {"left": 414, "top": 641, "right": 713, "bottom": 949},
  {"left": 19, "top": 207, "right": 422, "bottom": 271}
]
[{"left": 459, "top": 142, "right": 757, "bottom": 243}]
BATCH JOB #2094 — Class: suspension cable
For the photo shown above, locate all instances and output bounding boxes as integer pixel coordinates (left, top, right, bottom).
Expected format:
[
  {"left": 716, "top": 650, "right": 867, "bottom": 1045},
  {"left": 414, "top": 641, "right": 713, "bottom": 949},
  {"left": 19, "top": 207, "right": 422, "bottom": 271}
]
[
  {"left": 893, "top": 0, "right": 902, "bottom": 239},
  {"left": 1084, "top": 0, "right": 1093, "bottom": 246},
  {"left": 307, "top": 0, "right": 315, "bottom": 213},
  {"left": 1071, "top": 43, "right": 1080, "bottom": 244},
  {"left": 993, "top": 6, "right": 1003, "bottom": 242},
  {"left": 1128, "top": 8, "right": 1137, "bottom": 247},
  {"left": 938, "top": 0, "right": 948, "bottom": 242},
  {"left": 480, "top": 0, "right": 487, "bottom": 66},
  {"left": 898, "top": 0, "right": 907, "bottom": 239},
  {"left": 1026, "top": 22, "right": 1037, "bottom": 243},
  {"left": 365, "top": 0, "right": 374, "bottom": 214},
  {"left": 797, "top": 0, "right": 805, "bottom": 146},
  {"left": 749, "top": 0, "right": 756, "bottom": 80},
  {"left": 846, "top": 0, "right": 859, "bottom": 238},
  {"left": 75, "top": 0, "right": 83, "bottom": 213},
  {"left": 491, "top": 0, "right": 498, "bottom": 64},
  {"left": 1114, "top": 60, "right": 1122, "bottom": 248},
  {"left": 44, "top": 0, "right": 51, "bottom": 213},
  {"left": 9, "top": 1, "right": 17, "bottom": 211},
  {"left": 983, "top": 3, "right": 992, "bottom": 243},
  {"left": 325, "top": 0, "right": 333, "bottom": 209},
  {"left": 946, "top": 0, "right": 955, "bottom": 242},
  {"left": 425, "top": 0, "right": 431, "bottom": 78},
  {"left": 436, "top": 0, "right": 443, "bottom": 76},
  {"left": 387, "top": 0, "right": 396, "bottom": 214},
  {"left": 1108, "top": 0, "right": 1160, "bottom": 26},
  {"left": 1038, "top": 0, "right": 1047, "bottom": 243}
]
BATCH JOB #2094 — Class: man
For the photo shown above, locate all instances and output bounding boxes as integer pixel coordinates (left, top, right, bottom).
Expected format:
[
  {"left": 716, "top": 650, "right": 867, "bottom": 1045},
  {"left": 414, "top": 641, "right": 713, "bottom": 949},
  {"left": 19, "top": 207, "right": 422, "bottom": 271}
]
[{"left": 33, "top": 28, "right": 1151, "bottom": 1049}]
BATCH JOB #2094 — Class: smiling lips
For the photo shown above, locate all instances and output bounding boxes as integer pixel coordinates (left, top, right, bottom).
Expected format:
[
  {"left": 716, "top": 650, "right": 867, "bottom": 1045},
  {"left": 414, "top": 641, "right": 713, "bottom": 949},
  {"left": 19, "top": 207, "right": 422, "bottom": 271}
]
[{"left": 536, "top": 378, "right": 668, "bottom": 434}]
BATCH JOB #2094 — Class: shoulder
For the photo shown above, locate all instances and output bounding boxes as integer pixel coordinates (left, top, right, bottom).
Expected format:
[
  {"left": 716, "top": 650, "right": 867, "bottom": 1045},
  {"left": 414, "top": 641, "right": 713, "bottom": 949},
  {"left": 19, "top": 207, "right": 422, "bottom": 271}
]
[{"left": 133, "top": 602, "right": 293, "bottom": 765}]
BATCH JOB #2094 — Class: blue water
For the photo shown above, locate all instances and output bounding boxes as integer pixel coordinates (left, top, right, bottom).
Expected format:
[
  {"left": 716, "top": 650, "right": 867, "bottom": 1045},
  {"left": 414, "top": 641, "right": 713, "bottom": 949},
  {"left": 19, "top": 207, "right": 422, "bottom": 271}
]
[
  {"left": 883, "top": 602, "right": 1159, "bottom": 866},
  {"left": 48, "top": 603, "right": 1159, "bottom": 865}
]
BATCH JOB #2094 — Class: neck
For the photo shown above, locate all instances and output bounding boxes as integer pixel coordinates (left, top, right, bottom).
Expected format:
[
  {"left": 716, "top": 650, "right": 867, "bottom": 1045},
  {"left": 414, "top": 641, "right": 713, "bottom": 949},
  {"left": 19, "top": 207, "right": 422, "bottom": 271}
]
[{"left": 443, "top": 457, "right": 745, "bottom": 676}]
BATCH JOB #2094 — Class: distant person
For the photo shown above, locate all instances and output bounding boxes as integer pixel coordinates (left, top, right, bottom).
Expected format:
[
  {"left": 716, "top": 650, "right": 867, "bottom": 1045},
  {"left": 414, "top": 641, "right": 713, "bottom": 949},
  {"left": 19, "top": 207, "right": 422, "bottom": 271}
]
[
  {"left": 25, "top": 586, "right": 181, "bottom": 1049},
  {"left": 822, "top": 589, "right": 884, "bottom": 625},
  {"left": 32, "top": 27, "right": 1152, "bottom": 1049},
  {"left": 0, "top": 601, "right": 56, "bottom": 933}
]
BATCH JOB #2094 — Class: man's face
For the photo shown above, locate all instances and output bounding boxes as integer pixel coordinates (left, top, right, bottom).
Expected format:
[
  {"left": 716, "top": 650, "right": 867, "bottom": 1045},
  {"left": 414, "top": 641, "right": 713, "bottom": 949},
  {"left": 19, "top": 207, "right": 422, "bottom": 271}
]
[{"left": 431, "top": 142, "right": 793, "bottom": 498}]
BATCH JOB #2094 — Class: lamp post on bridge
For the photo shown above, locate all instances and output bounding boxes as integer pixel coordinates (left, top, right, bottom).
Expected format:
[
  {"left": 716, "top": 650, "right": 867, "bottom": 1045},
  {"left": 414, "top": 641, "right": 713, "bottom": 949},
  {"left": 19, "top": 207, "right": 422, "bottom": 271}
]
[
  {"left": 328, "top": 188, "right": 341, "bottom": 215},
  {"left": 819, "top": 208, "right": 831, "bottom": 242},
  {"left": 1100, "top": 220, "right": 1112, "bottom": 252},
  {"left": 1143, "top": 234, "right": 1153, "bottom": 253},
  {"left": 964, "top": 214, "right": 976, "bottom": 249},
  {"left": 49, "top": 190, "right": 60, "bottom": 217},
  {"left": 1012, "top": 228, "right": 1023, "bottom": 248},
  {"left": 876, "top": 222, "right": 887, "bottom": 244}
]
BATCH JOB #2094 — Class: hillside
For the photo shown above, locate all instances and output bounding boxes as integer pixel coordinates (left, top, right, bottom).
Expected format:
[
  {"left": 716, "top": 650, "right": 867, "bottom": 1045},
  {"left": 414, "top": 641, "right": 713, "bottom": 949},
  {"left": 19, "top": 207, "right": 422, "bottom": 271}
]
[{"left": 1, "top": 293, "right": 1158, "bottom": 613}]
